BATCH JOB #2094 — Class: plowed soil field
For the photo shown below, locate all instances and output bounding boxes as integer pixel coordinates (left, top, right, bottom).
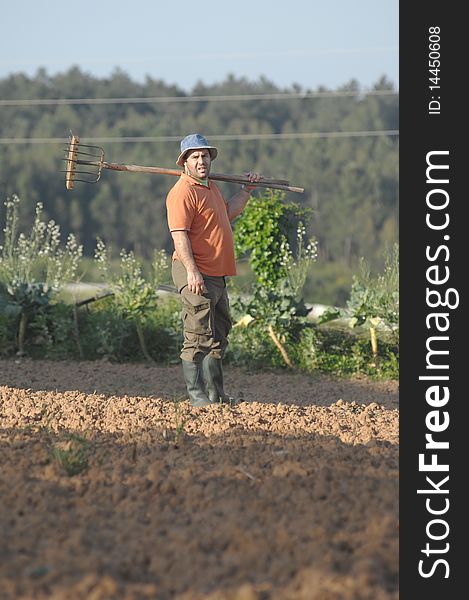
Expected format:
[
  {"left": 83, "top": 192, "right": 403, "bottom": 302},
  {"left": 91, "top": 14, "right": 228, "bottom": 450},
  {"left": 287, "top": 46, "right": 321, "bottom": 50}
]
[{"left": 0, "top": 358, "right": 399, "bottom": 600}]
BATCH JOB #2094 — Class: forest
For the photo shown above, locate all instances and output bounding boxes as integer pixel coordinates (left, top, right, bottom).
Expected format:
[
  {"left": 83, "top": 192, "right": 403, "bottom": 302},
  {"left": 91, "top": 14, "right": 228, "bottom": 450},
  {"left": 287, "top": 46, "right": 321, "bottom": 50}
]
[{"left": 0, "top": 67, "right": 398, "bottom": 305}]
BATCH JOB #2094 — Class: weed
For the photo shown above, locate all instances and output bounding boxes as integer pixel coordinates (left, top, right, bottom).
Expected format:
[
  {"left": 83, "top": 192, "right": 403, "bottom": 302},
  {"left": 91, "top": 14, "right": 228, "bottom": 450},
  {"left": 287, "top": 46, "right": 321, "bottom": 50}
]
[
  {"left": 94, "top": 240, "right": 169, "bottom": 362},
  {"left": 0, "top": 195, "right": 83, "bottom": 355},
  {"left": 172, "top": 395, "right": 188, "bottom": 441},
  {"left": 50, "top": 433, "right": 90, "bottom": 476}
]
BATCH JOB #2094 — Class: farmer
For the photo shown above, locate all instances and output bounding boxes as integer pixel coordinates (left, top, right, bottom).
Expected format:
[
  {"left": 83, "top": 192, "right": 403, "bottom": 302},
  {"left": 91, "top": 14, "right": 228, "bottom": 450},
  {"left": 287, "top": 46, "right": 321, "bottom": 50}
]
[{"left": 166, "top": 133, "right": 262, "bottom": 407}]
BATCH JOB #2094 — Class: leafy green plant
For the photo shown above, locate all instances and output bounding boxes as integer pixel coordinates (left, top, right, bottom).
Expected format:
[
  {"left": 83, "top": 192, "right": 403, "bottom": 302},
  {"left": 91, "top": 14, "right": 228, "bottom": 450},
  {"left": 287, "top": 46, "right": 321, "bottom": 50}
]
[
  {"left": 292, "top": 324, "right": 398, "bottom": 379},
  {"left": 227, "top": 320, "right": 288, "bottom": 370},
  {"left": 50, "top": 433, "right": 90, "bottom": 476},
  {"left": 94, "top": 239, "right": 169, "bottom": 361},
  {"left": 232, "top": 191, "right": 317, "bottom": 367},
  {"left": 143, "top": 296, "right": 183, "bottom": 363},
  {"left": 234, "top": 190, "right": 312, "bottom": 289},
  {"left": 318, "top": 244, "right": 399, "bottom": 368},
  {"left": 233, "top": 281, "right": 311, "bottom": 367},
  {"left": 28, "top": 301, "right": 78, "bottom": 359},
  {"left": 0, "top": 195, "right": 83, "bottom": 355},
  {"left": 77, "top": 298, "right": 133, "bottom": 360},
  {"left": 49, "top": 293, "right": 182, "bottom": 363}
]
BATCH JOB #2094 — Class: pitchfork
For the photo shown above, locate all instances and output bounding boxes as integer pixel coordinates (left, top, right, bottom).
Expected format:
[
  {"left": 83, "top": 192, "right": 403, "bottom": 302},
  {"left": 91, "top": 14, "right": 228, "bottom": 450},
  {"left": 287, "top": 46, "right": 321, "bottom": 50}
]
[{"left": 63, "top": 133, "right": 305, "bottom": 193}]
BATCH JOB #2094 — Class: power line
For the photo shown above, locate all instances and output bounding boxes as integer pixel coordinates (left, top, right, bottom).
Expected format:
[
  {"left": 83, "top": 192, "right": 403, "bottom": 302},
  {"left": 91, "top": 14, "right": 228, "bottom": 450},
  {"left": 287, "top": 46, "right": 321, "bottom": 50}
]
[
  {"left": 0, "top": 89, "right": 398, "bottom": 107},
  {"left": 0, "top": 130, "right": 399, "bottom": 145}
]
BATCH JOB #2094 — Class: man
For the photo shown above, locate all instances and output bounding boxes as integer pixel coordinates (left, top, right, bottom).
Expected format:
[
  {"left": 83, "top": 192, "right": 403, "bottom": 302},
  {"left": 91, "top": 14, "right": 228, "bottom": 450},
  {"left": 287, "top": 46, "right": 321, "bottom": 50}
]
[{"left": 166, "top": 133, "right": 262, "bottom": 407}]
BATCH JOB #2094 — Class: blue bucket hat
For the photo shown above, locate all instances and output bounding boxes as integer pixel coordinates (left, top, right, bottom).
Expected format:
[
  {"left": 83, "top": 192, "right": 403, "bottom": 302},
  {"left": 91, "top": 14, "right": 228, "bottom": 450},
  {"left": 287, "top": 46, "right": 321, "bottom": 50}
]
[{"left": 176, "top": 133, "right": 218, "bottom": 167}]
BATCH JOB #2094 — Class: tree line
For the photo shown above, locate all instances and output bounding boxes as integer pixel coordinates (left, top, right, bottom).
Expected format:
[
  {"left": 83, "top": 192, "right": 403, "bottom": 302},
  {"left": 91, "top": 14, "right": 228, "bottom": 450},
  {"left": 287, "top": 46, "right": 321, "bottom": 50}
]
[{"left": 0, "top": 67, "right": 398, "bottom": 304}]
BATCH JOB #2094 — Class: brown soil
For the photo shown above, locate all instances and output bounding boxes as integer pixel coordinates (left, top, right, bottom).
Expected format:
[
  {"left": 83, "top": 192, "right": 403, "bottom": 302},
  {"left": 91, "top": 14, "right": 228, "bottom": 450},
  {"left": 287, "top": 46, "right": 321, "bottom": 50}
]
[{"left": 0, "top": 358, "right": 399, "bottom": 600}]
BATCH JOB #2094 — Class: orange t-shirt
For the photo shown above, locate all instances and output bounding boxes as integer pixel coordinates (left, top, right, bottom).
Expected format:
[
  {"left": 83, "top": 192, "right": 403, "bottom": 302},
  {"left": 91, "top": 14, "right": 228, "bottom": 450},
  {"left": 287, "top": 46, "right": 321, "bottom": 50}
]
[{"left": 166, "top": 173, "right": 237, "bottom": 276}]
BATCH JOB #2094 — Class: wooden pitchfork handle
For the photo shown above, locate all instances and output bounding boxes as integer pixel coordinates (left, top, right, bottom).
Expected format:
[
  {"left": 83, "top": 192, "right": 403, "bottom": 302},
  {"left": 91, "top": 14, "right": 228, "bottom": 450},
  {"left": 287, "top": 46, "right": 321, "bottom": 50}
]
[{"left": 102, "top": 162, "right": 305, "bottom": 193}]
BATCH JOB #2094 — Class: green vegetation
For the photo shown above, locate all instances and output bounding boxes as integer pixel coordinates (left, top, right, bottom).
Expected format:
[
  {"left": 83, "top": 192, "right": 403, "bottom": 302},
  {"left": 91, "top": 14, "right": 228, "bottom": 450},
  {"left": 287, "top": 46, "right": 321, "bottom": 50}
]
[
  {"left": 234, "top": 191, "right": 313, "bottom": 288},
  {"left": 94, "top": 238, "right": 169, "bottom": 361},
  {"left": 0, "top": 69, "right": 398, "bottom": 306},
  {"left": 0, "top": 194, "right": 398, "bottom": 379},
  {"left": 50, "top": 433, "right": 90, "bottom": 476},
  {"left": 318, "top": 244, "right": 399, "bottom": 370},
  {"left": 0, "top": 194, "right": 82, "bottom": 355},
  {"left": 232, "top": 191, "right": 316, "bottom": 367}
]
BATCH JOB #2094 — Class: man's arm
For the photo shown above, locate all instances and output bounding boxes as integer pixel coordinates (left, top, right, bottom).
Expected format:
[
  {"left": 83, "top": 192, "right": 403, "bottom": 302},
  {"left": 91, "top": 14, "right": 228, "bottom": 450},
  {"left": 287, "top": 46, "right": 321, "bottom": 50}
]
[
  {"left": 227, "top": 187, "right": 252, "bottom": 221},
  {"left": 226, "top": 172, "right": 263, "bottom": 221},
  {"left": 171, "top": 230, "right": 205, "bottom": 295}
]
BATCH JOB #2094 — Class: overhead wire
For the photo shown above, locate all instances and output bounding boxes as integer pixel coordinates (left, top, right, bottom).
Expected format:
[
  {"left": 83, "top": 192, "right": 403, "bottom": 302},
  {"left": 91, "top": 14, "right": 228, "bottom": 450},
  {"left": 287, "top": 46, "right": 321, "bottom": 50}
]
[
  {"left": 0, "top": 89, "right": 398, "bottom": 107},
  {"left": 0, "top": 130, "right": 399, "bottom": 145},
  {"left": 0, "top": 89, "right": 398, "bottom": 143}
]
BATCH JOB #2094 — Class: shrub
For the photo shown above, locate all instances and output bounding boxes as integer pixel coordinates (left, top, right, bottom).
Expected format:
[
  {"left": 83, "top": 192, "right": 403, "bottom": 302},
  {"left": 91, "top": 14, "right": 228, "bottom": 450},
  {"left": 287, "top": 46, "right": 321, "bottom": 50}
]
[
  {"left": 93, "top": 239, "right": 169, "bottom": 361},
  {"left": 234, "top": 190, "right": 313, "bottom": 289},
  {"left": 232, "top": 190, "right": 317, "bottom": 368},
  {"left": 0, "top": 195, "right": 83, "bottom": 355},
  {"left": 318, "top": 244, "right": 399, "bottom": 370}
]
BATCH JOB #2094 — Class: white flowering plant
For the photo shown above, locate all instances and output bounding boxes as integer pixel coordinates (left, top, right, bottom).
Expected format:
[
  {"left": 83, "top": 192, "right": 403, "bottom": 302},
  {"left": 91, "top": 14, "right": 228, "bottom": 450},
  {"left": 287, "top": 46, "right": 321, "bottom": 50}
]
[
  {"left": 0, "top": 195, "right": 83, "bottom": 354},
  {"left": 280, "top": 222, "right": 319, "bottom": 300},
  {"left": 94, "top": 238, "right": 169, "bottom": 361}
]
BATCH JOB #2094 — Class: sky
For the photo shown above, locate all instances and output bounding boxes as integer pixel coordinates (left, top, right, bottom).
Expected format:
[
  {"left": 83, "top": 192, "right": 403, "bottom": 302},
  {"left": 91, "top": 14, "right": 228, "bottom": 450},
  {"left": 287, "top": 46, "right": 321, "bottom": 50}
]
[{"left": 0, "top": 0, "right": 398, "bottom": 92}]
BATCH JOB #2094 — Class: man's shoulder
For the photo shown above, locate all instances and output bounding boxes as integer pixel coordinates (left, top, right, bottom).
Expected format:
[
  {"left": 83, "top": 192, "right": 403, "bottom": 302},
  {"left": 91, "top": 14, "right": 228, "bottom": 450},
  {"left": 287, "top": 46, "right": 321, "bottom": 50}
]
[
  {"left": 167, "top": 176, "right": 194, "bottom": 200},
  {"left": 170, "top": 175, "right": 189, "bottom": 191}
]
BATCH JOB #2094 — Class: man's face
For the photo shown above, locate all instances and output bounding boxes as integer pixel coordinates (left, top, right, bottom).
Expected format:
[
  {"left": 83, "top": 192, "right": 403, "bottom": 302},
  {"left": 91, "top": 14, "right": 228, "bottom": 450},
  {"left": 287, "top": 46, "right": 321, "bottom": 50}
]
[{"left": 184, "top": 149, "right": 211, "bottom": 179}]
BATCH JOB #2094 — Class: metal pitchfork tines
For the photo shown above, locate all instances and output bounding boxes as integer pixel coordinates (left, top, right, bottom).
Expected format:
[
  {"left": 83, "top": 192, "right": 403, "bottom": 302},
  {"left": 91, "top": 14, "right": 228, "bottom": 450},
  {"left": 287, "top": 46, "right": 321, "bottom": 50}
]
[
  {"left": 63, "top": 132, "right": 305, "bottom": 194},
  {"left": 63, "top": 134, "right": 105, "bottom": 189}
]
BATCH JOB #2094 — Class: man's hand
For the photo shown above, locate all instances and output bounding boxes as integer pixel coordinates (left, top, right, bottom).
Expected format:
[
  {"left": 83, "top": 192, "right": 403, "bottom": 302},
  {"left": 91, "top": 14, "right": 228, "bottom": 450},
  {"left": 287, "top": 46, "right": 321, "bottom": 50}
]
[
  {"left": 187, "top": 269, "right": 206, "bottom": 295},
  {"left": 243, "top": 172, "right": 263, "bottom": 191}
]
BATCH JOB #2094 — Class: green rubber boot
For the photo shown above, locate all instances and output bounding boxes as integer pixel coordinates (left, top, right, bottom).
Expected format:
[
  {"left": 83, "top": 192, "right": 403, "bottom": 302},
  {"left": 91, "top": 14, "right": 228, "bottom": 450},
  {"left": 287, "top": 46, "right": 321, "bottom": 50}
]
[
  {"left": 202, "top": 355, "right": 235, "bottom": 405},
  {"left": 181, "top": 360, "right": 213, "bottom": 407}
]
